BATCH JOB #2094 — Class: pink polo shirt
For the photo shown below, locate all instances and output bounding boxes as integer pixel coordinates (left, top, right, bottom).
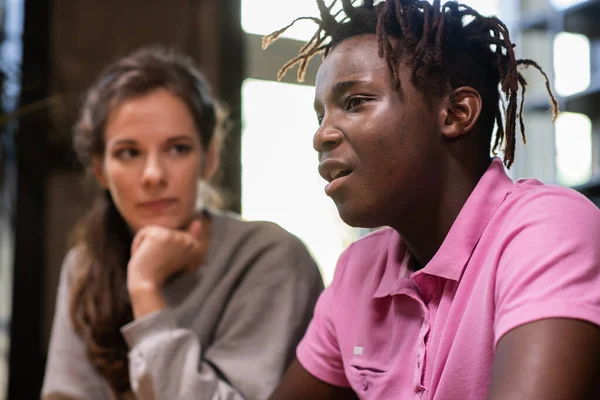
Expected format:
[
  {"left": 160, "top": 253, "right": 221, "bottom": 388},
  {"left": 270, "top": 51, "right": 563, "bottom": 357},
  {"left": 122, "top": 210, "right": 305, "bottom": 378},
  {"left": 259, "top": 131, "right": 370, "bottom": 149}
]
[{"left": 297, "top": 158, "right": 600, "bottom": 399}]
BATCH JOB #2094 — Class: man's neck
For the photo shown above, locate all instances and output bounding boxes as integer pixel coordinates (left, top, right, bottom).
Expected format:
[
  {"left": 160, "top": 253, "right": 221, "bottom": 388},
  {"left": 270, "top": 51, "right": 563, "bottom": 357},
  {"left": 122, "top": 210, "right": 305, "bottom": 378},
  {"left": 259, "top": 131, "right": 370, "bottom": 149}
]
[{"left": 392, "top": 155, "right": 492, "bottom": 268}]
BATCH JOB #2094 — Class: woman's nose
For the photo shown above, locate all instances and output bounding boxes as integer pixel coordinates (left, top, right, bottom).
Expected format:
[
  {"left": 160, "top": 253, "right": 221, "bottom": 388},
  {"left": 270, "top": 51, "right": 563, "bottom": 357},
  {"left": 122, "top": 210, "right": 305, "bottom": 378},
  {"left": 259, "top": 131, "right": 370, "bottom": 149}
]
[{"left": 141, "top": 154, "right": 167, "bottom": 188}]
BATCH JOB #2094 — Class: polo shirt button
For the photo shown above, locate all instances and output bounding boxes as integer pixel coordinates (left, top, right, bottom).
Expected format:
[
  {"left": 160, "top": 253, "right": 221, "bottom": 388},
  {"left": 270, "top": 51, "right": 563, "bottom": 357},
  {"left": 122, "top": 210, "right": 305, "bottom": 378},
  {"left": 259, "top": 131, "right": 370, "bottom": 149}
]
[
  {"left": 425, "top": 275, "right": 435, "bottom": 282},
  {"left": 361, "top": 377, "right": 369, "bottom": 390}
]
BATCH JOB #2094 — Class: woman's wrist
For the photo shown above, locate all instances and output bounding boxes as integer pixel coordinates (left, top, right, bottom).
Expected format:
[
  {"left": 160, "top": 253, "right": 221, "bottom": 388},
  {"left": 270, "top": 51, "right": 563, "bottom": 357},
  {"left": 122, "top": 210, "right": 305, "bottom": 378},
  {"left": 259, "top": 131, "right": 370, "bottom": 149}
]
[{"left": 128, "top": 282, "right": 166, "bottom": 319}]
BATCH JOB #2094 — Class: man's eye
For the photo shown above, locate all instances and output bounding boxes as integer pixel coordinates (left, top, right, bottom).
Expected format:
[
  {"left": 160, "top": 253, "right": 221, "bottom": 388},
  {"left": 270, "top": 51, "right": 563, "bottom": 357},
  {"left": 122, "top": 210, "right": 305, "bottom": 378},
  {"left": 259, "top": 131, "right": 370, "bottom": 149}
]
[{"left": 345, "top": 97, "right": 369, "bottom": 110}]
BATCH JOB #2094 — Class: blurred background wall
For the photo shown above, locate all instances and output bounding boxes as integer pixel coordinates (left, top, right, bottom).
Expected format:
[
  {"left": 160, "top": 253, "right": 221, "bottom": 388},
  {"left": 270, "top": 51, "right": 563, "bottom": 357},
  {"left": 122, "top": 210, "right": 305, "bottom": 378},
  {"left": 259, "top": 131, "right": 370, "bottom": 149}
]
[{"left": 2, "top": 0, "right": 600, "bottom": 398}]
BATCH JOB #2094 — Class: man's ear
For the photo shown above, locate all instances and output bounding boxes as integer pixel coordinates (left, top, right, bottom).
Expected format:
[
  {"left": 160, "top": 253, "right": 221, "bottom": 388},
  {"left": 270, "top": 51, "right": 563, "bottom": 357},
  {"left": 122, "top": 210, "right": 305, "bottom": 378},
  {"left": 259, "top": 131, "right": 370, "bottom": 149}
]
[
  {"left": 92, "top": 156, "right": 108, "bottom": 188},
  {"left": 440, "top": 86, "right": 482, "bottom": 139},
  {"left": 201, "top": 141, "right": 219, "bottom": 181}
]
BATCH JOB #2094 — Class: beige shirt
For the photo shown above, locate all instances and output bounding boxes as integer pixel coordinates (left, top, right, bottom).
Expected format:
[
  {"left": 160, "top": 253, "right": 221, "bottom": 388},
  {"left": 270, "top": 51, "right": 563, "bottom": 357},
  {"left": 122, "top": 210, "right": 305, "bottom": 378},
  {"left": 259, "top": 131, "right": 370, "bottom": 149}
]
[{"left": 41, "top": 211, "right": 324, "bottom": 400}]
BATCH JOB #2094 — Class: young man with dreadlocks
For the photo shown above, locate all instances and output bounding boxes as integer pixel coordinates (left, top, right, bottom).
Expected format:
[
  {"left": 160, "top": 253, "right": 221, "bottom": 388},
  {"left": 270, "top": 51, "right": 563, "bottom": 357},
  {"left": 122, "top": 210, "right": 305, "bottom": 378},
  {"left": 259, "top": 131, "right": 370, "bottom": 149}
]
[{"left": 262, "top": 0, "right": 600, "bottom": 399}]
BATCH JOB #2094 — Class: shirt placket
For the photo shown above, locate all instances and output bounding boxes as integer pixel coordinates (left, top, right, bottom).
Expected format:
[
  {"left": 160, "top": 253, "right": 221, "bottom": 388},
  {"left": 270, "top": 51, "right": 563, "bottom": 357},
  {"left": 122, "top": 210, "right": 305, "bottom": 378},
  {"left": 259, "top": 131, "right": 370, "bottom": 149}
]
[
  {"left": 413, "top": 298, "right": 429, "bottom": 399},
  {"left": 412, "top": 274, "right": 442, "bottom": 400}
]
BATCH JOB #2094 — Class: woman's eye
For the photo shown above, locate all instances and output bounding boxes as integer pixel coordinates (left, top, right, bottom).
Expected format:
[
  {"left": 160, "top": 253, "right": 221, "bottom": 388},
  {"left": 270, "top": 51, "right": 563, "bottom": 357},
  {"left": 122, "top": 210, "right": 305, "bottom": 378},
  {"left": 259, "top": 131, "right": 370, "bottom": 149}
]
[
  {"left": 115, "top": 148, "right": 138, "bottom": 160},
  {"left": 345, "top": 97, "right": 368, "bottom": 110},
  {"left": 170, "top": 144, "right": 192, "bottom": 155}
]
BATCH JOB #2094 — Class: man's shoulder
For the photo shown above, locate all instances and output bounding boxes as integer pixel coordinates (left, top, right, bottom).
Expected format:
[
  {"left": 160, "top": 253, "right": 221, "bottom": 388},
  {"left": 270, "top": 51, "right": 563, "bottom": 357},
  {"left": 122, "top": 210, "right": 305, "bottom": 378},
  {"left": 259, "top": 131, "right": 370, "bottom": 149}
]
[{"left": 502, "top": 179, "right": 600, "bottom": 228}]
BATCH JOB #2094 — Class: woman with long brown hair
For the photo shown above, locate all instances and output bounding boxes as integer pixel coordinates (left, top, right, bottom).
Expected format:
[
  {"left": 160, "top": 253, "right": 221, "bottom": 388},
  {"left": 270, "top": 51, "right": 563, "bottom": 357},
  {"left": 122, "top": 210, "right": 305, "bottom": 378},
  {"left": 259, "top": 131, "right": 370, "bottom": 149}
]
[{"left": 41, "top": 47, "right": 323, "bottom": 400}]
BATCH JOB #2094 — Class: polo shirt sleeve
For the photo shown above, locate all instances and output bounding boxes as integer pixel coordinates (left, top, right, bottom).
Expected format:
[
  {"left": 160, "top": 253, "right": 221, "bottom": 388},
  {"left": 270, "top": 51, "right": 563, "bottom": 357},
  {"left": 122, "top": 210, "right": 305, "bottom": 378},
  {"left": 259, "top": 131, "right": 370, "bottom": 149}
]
[
  {"left": 296, "top": 253, "right": 350, "bottom": 388},
  {"left": 493, "top": 187, "right": 600, "bottom": 347}
]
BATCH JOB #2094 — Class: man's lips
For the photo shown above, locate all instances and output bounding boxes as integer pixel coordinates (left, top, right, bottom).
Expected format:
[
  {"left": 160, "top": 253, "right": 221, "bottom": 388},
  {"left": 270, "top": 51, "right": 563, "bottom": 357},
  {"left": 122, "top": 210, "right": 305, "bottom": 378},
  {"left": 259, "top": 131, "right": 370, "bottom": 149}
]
[{"left": 318, "top": 159, "right": 353, "bottom": 183}]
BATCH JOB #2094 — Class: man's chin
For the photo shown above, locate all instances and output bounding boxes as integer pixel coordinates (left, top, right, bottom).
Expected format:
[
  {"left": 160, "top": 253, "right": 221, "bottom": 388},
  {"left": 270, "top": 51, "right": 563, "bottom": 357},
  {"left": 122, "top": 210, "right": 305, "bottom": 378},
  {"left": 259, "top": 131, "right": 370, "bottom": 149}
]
[{"left": 336, "top": 202, "right": 380, "bottom": 229}]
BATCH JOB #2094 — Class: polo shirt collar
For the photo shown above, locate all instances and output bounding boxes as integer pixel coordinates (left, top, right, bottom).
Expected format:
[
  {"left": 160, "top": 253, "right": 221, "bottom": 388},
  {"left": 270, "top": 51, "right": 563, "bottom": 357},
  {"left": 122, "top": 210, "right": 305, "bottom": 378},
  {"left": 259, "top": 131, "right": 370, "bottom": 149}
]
[{"left": 373, "top": 157, "right": 514, "bottom": 298}]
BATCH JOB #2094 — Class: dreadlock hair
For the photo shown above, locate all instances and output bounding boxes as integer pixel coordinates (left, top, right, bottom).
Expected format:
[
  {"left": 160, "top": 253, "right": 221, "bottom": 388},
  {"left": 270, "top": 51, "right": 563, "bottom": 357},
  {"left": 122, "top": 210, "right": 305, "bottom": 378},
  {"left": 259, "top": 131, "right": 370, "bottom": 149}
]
[{"left": 262, "top": 0, "right": 559, "bottom": 168}]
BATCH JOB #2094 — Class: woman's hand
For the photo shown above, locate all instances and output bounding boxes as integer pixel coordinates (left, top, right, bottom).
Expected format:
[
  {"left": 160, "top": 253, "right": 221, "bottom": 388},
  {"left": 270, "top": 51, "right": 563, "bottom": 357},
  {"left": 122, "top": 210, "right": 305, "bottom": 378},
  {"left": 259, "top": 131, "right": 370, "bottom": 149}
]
[{"left": 127, "top": 219, "right": 207, "bottom": 318}]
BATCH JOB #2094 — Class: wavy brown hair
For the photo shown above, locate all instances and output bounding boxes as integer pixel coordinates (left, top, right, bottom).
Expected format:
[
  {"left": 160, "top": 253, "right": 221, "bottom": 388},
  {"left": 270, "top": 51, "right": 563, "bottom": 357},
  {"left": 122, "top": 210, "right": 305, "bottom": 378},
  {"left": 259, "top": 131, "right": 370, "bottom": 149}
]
[{"left": 69, "top": 47, "right": 225, "bottom": 397}]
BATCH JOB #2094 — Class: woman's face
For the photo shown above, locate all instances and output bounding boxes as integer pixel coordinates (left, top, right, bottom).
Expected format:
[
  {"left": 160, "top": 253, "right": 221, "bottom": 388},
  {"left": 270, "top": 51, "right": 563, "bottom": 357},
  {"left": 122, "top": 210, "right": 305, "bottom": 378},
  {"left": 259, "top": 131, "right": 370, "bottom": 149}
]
[{"left": 95, "top": 88, "right": 210, "bottom": 233}]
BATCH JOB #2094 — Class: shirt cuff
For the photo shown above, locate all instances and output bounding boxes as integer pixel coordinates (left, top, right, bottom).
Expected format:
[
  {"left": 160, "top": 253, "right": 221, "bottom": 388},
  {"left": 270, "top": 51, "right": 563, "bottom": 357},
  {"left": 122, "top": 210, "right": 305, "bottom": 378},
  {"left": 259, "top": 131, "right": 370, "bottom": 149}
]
[
  {"left": 296, "top": 341, "right": 350, "bottom": 388},
  {"left": 495, "top": 301, "right": 600, "bottom": 348},
  {"left": 121, "top": 308, "right": 178, "bottom": 349}
]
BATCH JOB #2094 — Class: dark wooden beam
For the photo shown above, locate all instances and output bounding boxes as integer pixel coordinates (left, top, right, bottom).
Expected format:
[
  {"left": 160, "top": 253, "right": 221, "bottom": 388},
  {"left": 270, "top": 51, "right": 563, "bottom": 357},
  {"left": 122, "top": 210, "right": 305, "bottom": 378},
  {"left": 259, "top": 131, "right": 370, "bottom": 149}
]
[{"left": 8, "top": 0, "right": 50, "bottom": 396}]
